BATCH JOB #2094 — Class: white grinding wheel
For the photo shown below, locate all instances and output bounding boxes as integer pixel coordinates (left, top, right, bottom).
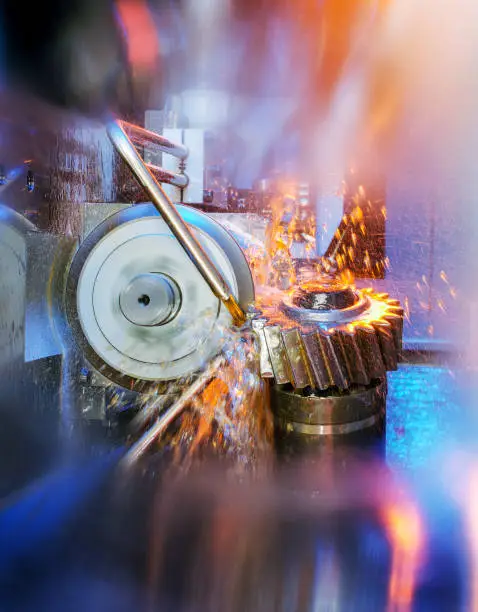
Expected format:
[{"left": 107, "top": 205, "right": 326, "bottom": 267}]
[{"left": 65, "top": 204, "right": 254, "bottom": 391}]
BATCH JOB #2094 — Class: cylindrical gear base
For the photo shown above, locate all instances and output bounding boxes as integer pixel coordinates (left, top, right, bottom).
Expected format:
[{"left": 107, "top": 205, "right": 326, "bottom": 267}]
[{"left": 272, "top": 378, "right": 387, "bottom": 454}]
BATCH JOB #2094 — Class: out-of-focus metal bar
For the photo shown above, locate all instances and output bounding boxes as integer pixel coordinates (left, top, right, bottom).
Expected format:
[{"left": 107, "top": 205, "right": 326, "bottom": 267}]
[
  {"left": 120, "top": 356, "right": 225, "bottom": 469},
  {"left": 107, "top": 120, "right": 246, "bottom": 327},
  {"left": 146, "top": 162, "right": 189, "bottom": 188},
  {"left": 121, "top": 120, "right": 188, "bottom": 160}
]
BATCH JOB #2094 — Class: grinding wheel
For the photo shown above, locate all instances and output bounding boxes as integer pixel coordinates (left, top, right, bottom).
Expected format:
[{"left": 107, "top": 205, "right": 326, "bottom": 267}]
[{"left": 65, "top": 203, "right": 254, "bottom": 390}]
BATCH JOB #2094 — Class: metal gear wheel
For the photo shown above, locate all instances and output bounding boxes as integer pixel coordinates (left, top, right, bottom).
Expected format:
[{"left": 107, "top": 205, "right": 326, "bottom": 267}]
[{"left": 252, "top": 277, "right": 403, "bottom": 392}]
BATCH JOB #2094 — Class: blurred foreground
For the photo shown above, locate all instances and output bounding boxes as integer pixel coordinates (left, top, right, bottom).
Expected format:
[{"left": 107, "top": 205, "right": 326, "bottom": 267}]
[{"left": 0, "top": 363, "right": 476, "bottom": 612}]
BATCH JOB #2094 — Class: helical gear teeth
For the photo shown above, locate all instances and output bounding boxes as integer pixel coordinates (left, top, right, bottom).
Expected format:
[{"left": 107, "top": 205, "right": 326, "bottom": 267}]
[
  {"left": 252, "top": 318, "right": 274, "bottom": 379},
  {"left": 338, "top": 328, "right": 370, "bottom": 386},
  {"left": 318, "top": 329, "right": 349, "bottom": 390},
  {"left": 388, "top": 305, "right": 404, "bottom": 315},
  {"left": 263, "top": 325, "right": 291, "bottom": 384},
  {"left": 254, "top": 288, "right": 403, "bottom": 391},
  {"left": 388, "top": 304, "right": 405, "bottom": 353},
  {"left": 384, "top": 311, "right": 404, "bottom": 353},
  {"left": 372, "top": 321, "right": 398, "bottom": 371},
  {"left": 301, "top": 332, "right": 331, "bottom": 390},
  {"left": 281, "top": 328, "right": 311, "bottom": 389},
  {"left": 355, "top": 325, "right": 386, "bottom": 380},
  {"left": 394, "top": 316, "right": 404, "bottom": 353}
]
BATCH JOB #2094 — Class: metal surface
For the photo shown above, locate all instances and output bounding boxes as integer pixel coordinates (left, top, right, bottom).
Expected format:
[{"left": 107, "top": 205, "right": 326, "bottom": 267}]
[
  {"left": 292, "top": 279, "right": 357, "bottom": 310},
  {"left": 288, "top": 413, "right": 380, "bottom": 435},
  {"left": 78, "top": 203, "right": 132, "bottom": 243},
  {"left": 25, "top": 231, "right": 76, "bottom": 361},
  {"left": 107, "top": 120, "right": 247, "bottom": 326},
  {"left": 148, "top": 125, "right": 183, "bottom": 204},
  {"left": 0, "top": 205, "right": 76, "bottom": 362},
  {"left": 0, "top": 206, "right": 31, "bottom": 367},
  {"left": 65, "top": 203, "right": 253, "bottom": 388},
  {"left": 282, "top": 287, "right": 369, "bottom": 323},
  {"left": 118, "top": 273, "right": 181, "bottom": 327},
  {"left": 0, "top": 203, "right": 36, "bottom": 235},
  {"left": 272, "top": 378, "right": 387, "bottom": 436}
]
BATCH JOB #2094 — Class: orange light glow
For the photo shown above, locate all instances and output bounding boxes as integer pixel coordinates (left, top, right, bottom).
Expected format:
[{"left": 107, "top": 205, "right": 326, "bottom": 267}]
[
  {"left": 382, "top": 501, "right": 425, "bottom": 611},
  {"left": 116, "top": 0, "right": 159, "bottom": 69},
  {"left": 159, "top": 332, "right": 273, "bottom": 472},
  {"left": 246, "top": 179, "right": 317, "bottom": 290}
]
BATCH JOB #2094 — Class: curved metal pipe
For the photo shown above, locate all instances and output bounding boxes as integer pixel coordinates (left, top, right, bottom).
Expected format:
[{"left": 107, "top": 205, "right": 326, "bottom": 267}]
[
  {"left": 121, "top": 120, "right": 189, "bottom": 160},
  {"left": 145, "top": 162, "right": 189, "bottom": 188},
  {"left": 107, "top": 119, "right": 246, "bottom": 327}
]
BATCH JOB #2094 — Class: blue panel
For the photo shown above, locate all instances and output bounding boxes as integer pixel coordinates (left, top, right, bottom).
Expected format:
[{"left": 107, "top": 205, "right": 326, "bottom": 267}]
[{"left": 386, "top": 365, "right": 464, "bottom": 471}]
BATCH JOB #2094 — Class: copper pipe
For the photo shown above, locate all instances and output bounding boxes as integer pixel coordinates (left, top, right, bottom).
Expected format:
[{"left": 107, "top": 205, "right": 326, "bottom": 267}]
[
  {"left": 121, "top": 120, "right": 188, "bottom": 160},
  {"left": 107, "top": 119, "right": 246, "bottom": 326},
  {"left": 146, "top": 162, "right": 189, "bottom": 189}
]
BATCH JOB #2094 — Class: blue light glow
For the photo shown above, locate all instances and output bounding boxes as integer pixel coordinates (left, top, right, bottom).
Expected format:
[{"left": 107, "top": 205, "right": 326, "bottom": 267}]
[
  {"left": 386, "top": 365, "right": 463, "bottom": 471},
  {"left": 0, "top": 450, "right": 122, "bottom": 574}
]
